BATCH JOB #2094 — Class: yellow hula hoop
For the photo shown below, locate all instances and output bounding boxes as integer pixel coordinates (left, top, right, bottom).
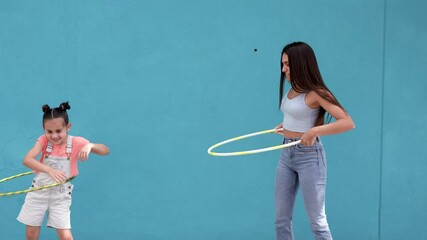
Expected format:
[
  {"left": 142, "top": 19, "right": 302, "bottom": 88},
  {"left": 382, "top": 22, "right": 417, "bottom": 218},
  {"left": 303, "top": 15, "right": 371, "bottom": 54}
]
[
  {"left": 0, "top": 171, "right": 74, "bottom": 197},
  {"left": 207, "top": 128, "right": 301, "bottom": 156}
]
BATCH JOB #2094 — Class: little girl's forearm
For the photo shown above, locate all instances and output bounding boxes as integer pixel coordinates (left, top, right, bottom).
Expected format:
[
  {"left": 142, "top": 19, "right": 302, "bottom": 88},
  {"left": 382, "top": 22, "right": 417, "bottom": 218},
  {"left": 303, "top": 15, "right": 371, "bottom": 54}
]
[
  {"left": 91, "top": 143, "right": 110, "bottom": 155},
  {"left": 23, "top": 157, "right": 51, "bottom": 173}
]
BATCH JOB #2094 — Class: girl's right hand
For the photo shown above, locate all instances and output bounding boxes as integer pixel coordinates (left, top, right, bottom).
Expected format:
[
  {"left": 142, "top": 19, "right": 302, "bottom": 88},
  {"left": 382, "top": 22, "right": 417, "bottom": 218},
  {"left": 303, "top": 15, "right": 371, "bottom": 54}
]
[
  {"left": 274, "top": 123, "right": 285, "bottom": 136},
  {"left": 47, "top": 168, "right": 67, "bottom": 183}
]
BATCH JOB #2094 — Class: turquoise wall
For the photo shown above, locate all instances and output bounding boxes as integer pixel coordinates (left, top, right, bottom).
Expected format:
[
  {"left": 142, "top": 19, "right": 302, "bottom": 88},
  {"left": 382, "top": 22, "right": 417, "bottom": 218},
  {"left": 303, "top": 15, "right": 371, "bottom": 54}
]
[{"left": 0, "top": 0, "right": 426, "bottom": 239}]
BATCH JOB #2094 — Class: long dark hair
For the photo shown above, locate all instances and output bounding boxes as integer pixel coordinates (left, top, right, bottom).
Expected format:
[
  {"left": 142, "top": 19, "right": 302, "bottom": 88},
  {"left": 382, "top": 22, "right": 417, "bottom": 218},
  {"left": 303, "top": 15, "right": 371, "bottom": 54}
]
[
  {"left": 279, "top": 42, "right": 346, "bottom": 126},
  {"left": 42, "top": 102, "right": 71, "bottom": 127}
]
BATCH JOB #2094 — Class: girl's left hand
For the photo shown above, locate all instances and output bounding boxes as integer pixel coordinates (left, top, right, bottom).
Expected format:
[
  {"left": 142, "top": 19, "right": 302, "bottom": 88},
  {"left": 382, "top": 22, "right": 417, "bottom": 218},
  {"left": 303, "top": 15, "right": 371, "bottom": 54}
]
[
  {"left": 300, "top": 129, "right": 318, "bottom": 146},
  {"left": 79, "top": 143, "right": 94, "bottom": 160}
]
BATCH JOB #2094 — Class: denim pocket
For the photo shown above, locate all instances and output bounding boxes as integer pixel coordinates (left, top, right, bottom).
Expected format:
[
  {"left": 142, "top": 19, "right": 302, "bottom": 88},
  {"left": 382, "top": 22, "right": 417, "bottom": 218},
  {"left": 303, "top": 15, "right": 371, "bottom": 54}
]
[
  {"left": 295, "top": 143, "right": 317, "bottom": 152},
  {"left": 318, "top": 147, "right": 327, "bottom": 168}
]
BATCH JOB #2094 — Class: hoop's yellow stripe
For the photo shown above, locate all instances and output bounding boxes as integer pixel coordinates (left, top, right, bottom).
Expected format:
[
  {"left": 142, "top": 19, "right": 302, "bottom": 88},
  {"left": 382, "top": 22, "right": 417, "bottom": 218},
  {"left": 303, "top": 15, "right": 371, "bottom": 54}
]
[
  {"left": 0, "top": 171, "right": 33, "bottom": 183},
  {"left": 207, "top": 128, "right": 301, "bottom": 157},
  {"left": 0, "top": 172, "right": 74, "bottom": 197}
]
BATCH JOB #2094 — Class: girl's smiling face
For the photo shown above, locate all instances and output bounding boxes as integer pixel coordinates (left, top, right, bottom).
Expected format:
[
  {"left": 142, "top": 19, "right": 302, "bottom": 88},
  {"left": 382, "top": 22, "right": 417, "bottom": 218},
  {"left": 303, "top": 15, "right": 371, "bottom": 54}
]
[{"left": 43, "top": 118, "right": 71, "bottom": 145}]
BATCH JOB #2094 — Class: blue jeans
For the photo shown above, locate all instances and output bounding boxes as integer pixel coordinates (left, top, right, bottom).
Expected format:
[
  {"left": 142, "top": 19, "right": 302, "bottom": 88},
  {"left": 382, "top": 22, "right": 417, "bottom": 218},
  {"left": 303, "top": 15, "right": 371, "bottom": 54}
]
[{"left": 275, "top": 138, "right": 332, "bottom": 240}]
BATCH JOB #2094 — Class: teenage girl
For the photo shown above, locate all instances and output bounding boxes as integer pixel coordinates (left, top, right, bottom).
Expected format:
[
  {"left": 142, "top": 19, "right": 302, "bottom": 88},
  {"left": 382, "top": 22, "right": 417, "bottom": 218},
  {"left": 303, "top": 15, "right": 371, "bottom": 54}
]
[
  {"left": 17, "top": 102, "right": 110, "bottom": 240},
  {"left": 274, "top": 42, "right": 355, "bottom": 240}
]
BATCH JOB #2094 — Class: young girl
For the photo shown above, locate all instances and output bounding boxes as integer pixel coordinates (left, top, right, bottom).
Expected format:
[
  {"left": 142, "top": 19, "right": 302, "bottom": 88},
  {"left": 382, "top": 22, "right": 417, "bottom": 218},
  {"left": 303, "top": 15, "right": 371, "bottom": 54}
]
[
  {"left": 17, "top": 102, "right": 110, "bottom": 240},
  {"left": 274, "top": 42, "right": 355, "bottom": 240}
]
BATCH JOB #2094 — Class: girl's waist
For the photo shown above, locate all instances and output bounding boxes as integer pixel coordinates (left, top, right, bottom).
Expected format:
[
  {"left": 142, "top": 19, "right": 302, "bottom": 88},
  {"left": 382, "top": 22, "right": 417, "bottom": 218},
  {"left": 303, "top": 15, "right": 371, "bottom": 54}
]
[
  {"left": 282, "top": 136, "right": 321, "bottom": 144},
  {"left": 281, "top": 128, "right": 305, "bottom": 139}
]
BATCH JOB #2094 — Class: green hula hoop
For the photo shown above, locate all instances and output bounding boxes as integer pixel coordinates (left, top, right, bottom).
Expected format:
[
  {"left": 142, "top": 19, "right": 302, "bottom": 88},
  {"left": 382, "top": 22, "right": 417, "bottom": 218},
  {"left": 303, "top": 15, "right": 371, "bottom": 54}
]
[
  {"left": 207, "top": 128, "right": 301, "bottom": 156},
  {"left": 0, "top": 171, "right": 74, "bottom": 197}
]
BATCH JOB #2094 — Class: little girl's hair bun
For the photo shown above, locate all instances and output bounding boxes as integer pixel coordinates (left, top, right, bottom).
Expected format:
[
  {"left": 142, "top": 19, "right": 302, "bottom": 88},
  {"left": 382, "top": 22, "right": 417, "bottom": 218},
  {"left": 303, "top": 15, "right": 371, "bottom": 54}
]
[
  {"left": 42, "top": 104, "right": 51, "bottom": 113},
  {"left": 59, "top": 102, "right": 71, "bottom": 111}
]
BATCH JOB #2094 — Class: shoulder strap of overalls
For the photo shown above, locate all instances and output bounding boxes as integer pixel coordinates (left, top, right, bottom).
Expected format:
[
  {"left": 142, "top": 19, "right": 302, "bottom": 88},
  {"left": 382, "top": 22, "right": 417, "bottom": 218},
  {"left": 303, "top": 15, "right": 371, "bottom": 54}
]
[
  {"left": 66, "top": 136, "right": 73, "bottom": 159},
  {"left": 45, "top": 136, "right": 73, "bottom": 159}
]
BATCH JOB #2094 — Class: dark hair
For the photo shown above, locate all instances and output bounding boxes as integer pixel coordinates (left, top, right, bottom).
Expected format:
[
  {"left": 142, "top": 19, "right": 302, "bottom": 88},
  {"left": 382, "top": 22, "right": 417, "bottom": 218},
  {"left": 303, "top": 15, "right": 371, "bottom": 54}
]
[
  {"left": 279, "top": 41, "right": 346, "bottom": 126},
  {"left": 42, "top": 102, "right": 71, "bottom": 126}
]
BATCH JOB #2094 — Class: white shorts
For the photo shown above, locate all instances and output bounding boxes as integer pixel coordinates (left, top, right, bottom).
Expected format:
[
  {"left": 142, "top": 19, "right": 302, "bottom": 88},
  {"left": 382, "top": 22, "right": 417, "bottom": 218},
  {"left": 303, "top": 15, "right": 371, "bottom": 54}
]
[{"left": 17, "top": 181, "right": 74, "bottom": 229}]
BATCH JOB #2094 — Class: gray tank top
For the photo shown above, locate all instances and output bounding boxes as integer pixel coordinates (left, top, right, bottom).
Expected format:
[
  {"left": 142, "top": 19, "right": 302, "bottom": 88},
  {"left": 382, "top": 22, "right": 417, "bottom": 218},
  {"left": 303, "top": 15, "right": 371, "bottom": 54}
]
[{"left": 281, "top": 90, "right": 319, "bottom": 133}]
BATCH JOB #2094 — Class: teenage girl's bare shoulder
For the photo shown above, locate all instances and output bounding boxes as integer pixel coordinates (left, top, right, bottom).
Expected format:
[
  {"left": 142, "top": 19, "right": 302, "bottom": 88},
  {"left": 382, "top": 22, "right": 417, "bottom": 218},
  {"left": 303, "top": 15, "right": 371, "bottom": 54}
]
[
  {"left": 308, "top": 89, "right": 350, "bottom": 120},
  {"left": 306, "top": 89, "right": 335, "bottom": 107},
  {"left": 305, "top": 90, "right": 322, "bottom": 109}
]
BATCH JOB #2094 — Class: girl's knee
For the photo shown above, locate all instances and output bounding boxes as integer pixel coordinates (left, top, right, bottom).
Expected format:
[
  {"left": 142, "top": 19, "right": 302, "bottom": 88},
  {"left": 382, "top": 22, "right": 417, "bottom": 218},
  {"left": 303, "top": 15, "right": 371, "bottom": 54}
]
[
  {"left": 26, "top": 232, "right": 39, "bottom": 240},
  {"left": 26, "top": 226, "right": 40, "bottom": 240},
  {"left": 57, "top": 229, "right": 73, "bottom": 240},
  {"left": 59, "top": 237, "right": 73, "bottom": 240}
]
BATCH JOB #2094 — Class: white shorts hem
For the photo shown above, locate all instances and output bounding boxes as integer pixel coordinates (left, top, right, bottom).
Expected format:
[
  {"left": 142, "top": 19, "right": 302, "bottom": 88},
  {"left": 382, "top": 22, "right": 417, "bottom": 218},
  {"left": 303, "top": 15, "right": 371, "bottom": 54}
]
[{"left": 17, "top": 217, "right": 42, "bottom": 227}]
